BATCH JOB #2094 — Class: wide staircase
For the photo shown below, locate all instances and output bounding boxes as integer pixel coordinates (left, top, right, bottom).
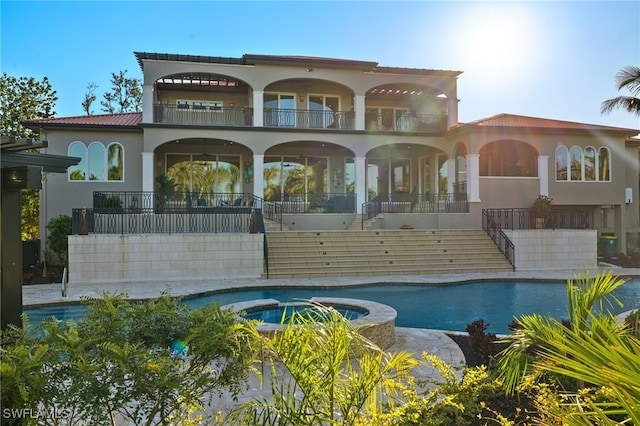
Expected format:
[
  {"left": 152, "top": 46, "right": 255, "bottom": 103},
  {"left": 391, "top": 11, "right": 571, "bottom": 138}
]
[{"left": 264, "top": 229, "right": 513, "bottom": 279}]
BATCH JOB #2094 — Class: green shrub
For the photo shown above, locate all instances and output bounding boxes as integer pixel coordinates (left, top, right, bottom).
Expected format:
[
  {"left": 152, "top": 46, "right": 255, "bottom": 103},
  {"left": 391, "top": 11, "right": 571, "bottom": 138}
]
[{"left": 45, "top": 214, "right": 71, "bottom": 264}]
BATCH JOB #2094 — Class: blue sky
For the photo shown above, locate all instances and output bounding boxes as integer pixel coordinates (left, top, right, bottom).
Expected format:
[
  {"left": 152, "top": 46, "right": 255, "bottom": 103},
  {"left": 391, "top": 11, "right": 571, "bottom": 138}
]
[{"left": 2, "top": 1, "right": 639, "bottom": 130}]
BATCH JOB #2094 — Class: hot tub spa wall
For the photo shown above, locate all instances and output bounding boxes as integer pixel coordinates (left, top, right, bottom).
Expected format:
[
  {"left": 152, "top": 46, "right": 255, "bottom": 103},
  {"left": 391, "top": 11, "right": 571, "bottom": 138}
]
[{"left": 68, "top": 234, "right": 264, "bottom": 284}]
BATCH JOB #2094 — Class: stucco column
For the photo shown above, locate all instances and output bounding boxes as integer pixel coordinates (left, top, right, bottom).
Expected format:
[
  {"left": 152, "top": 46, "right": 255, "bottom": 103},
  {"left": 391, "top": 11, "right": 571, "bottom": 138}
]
[
  {"left": 354, "top": 95, "right": 365, "bottom": 131},
  {"left": 355, "top": 156, "right": 366, "bottom": 213},
  {"left": 447, "top": 90, "right": 458, "bottom": 128},
  {"left": 466, "top": 154, "right": 481, "bottom": 202},
  {"left": 142, "top": 84, "right": 154, "bottom": 124},
  {"left": 538, "top": 155, "right": 549, "bottom": 196},
  {"left": 253, "top": 154, "right": 264, "bottom": 197},
  {"left": 253, "top": 90, "right": 264, "bottom": 127},
  {"left": 142, "top": 152, "right": 154, "bottom": 211},
  {"left": 446, "top": 158, "right": 455, "bottom": 194}
]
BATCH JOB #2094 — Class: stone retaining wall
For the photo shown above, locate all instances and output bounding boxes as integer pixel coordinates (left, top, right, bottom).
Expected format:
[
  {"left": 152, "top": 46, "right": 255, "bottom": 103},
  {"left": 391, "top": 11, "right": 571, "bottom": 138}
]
[{"left": 68, "top": 233, "right": 264, "bottom": 284}]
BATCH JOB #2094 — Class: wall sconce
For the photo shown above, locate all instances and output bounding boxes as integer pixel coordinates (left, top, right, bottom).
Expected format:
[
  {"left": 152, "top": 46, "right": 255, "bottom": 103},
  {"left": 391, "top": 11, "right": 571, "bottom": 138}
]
[
  {"left": 299, "top": 94, "right": 305, "bottom": 102},
  {"left": 230, "top": 101, "right": 235, "bottom": 108}
]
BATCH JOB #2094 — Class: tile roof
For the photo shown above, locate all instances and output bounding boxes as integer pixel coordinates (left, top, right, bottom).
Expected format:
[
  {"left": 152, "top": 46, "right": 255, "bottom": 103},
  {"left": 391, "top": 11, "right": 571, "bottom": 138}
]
[
  {"left": 465, "top": 113, "right": 637, "bottom": 132},
  {"left": 26, "top": 112, "right": 142, "bottom": 128}
]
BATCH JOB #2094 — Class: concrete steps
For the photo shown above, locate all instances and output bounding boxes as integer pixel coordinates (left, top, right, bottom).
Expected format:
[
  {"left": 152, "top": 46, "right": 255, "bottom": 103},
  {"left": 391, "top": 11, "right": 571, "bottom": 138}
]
[{"left": 264, "top": 229, "right": 513, "bottom": 279}]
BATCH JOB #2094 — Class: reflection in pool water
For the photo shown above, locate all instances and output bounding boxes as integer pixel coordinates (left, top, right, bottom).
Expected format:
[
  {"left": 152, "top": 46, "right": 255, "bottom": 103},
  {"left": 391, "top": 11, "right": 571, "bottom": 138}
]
[
  {"left": 243, "top": 303, "right": 368, "bottom": 323},
  {"left": 25, "top": 279, "right": 640, "bottom": 334}
]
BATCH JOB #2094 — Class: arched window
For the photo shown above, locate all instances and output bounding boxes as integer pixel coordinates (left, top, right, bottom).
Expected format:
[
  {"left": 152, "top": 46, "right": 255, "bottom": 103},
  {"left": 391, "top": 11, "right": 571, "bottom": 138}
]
[
  {"left": 479, "top": 140, "right": 538, "bottom": 177},
  {"left": 569, "top": 146, "right": 583, "bottom": 181},
  {"left": 555, "top": 145, "right": 568, "bottom": 181},
  {"left": 68, "top": 141, "right": 87, "bottom": 181},
  {"left": 88, "top": 142, "right": 106, "bottom": 180},
  {"left": 584, "top": 146, "right": 596, "bottom": 181},
  {"left": 67, "top": 141, "right": 125, "bottom": 182},
  {"left": 107, "top": 142, "right": 124, "bottom": 181},
  {"left": 556, "top": 144, "right": 611, "bottom": 182},
  {"left": 599, "top": 147, "right": 610, "bottom": 181}
]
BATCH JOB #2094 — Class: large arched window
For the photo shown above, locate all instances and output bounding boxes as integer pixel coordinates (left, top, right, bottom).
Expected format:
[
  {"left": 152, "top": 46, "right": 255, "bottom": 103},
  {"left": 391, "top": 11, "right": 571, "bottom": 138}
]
[
  {"left": 68, "top": 141, "right": 125, "bottom": 182},
  {"left": 479, "top": 140, "right": 538, "bottom": 177},
  {"left": 555, "top": 144, "right": 610, "bottom": 182}
]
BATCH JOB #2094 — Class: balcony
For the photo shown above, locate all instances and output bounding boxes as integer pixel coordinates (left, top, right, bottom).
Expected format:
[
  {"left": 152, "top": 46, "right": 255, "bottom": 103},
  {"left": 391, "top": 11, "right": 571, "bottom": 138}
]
[{"left": 152, "top": 104, "right": 447, "bottom": 133}]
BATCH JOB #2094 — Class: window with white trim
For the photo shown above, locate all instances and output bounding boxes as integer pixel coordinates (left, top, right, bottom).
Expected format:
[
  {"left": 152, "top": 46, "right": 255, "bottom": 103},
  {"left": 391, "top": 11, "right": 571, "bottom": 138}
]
[
  {"left": 555, "top": 145, "right": 610, "bottom": 182},
  {"left": 67, "top": 141, "right": 124, "bottom": 182}
]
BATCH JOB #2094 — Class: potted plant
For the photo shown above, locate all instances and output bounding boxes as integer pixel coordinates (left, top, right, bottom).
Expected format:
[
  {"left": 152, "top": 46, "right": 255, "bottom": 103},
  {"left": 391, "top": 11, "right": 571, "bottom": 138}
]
[
  {"left": 155, "top": 174, "right": 175, "bottom": 213},
  {"left": 531, "top": 194, "right": 552, "bottom": 228}
]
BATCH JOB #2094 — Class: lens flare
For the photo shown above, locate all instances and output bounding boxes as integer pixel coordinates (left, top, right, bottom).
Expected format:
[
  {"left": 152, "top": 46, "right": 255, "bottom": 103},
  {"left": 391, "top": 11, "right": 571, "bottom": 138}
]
[{"left": 171, "top": 339, "right": 188, "bottom": 355}]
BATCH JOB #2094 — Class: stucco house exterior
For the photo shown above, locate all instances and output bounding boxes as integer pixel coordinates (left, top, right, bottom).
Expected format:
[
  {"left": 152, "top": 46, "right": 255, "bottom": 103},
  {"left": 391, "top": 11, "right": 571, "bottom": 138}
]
[{"left": 26, "top": 52, "right": 640, "bottom": 282}]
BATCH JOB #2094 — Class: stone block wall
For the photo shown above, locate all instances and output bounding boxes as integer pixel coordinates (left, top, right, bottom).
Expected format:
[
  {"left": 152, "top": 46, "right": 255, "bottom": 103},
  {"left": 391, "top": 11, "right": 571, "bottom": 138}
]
[
  {"left": 504, "top": 229, "right": 597, "bottom": 270},
  {"left": 68, "top": 233, "right": 264, "bottom": 284}
]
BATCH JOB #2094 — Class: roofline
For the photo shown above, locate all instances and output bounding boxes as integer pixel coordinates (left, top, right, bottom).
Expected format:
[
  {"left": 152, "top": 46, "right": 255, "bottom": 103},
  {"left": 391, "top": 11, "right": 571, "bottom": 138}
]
[
  {"left": 133, "top": 51, "right": 462, "bottom": 76},
  {"left": 24, "top": 121, "right": 142, "bottom": 132}
]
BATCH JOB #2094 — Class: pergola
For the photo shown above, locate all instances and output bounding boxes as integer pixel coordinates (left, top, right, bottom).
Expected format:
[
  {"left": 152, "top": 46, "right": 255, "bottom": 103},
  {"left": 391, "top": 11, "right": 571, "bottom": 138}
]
[{"left": 1, "top": 136, "right": 80, "bottom": 330}]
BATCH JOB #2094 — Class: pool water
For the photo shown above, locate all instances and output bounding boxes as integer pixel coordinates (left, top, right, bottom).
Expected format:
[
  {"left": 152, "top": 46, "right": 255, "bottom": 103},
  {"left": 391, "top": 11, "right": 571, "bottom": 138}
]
[
  {"left": 25, "top": 279, "right": 640, "bottom": 334},
  {"left": 243, "top": 304, "right": 368, "bottom": 323}
]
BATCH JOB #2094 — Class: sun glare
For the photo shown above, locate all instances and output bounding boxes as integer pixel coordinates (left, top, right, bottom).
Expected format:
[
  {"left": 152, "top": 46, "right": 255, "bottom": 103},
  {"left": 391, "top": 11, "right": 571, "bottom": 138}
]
[{"left": 450, "top": 3, "right": 543, "bottom": 86}]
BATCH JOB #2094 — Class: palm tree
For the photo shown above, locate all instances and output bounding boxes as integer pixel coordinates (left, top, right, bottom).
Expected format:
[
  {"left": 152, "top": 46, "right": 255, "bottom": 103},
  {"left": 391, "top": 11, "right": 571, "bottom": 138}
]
[
  {"left": 601, "top": 65, "right": 640, "bottom": 117},
  {"left": 227, "top": 303, "right": 418, "bottom": 425}
]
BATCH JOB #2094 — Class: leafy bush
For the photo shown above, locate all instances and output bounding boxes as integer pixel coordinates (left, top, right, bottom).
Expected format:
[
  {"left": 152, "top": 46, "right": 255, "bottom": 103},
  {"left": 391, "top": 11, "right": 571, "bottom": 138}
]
[
  {"left": 1, "top": 291, "right": 259, "bottom": 425},
  {"left": 45, "top": 214, "right": 71, "bottom": 264},
  {"left": 624, "top": 309, "right": 640, "bottom": 337},
  {"left": 466, "top": 319, "right": 497, "bottom": 364}
]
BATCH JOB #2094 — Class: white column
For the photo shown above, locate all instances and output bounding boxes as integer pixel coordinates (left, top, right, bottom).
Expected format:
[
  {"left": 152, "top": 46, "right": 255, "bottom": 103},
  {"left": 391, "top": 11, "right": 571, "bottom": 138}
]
[
  {"left": 447, "top": 90, "right": 458, "bottom": 129},
  {"left": 354, "top": 95, "right": 365, "bottom": 131},
  {"left": 466, "top": 154, "right": 481, "bottom": 202},
  {"left": 253, "top": 90, "right": 264, "bottom": 127},
  {"left": 142, "top": 84, "right": 154, "bottom": 124},
  {"left": 252, "top": 154, "right": 264, "bottom": 197},
  {"left": 446, "top": 158, "right": 455, "bottom": 194},
  {"left": 538, "top": 155, "right": 549, "bottom": 196},
  {"left": 142, "top": 152, "right": 154, "bottom": 210},
  {"left": 355, "top": 156, "right": 367, "bottom": 213}
]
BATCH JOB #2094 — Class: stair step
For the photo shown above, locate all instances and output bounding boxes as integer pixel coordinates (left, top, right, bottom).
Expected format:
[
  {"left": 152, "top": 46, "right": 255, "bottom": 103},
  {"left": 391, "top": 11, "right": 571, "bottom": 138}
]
[{"left": 264, "top": 229, "right": 512, "bottom": 279}]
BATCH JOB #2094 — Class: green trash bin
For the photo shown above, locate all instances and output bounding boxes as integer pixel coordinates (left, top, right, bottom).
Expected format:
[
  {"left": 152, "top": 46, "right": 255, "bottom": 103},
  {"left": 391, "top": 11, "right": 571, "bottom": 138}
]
[{"left": 599, "top": 236, "right": 618, "bottom": 256}]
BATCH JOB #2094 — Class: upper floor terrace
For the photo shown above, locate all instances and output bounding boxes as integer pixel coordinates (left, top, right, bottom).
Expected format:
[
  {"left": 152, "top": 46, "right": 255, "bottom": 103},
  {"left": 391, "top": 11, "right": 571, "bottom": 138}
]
[{"left": 137, "top": 52, "right": 460, "bottom": 133}]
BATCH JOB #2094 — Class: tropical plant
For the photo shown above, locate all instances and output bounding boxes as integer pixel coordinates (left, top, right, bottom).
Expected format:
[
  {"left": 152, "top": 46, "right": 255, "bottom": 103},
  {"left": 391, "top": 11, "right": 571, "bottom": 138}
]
[
  {"left": 601, "top": 65, "right": 640, "bottom": 117},
  {"left": 0, "top": 291, "right": 259, "bottom": 425},
  {"left": 227, "top": 302, "right": 419, "bottom": 425},
  {"left": 495, "top": 271, "right": 639, "bottom": 423}
]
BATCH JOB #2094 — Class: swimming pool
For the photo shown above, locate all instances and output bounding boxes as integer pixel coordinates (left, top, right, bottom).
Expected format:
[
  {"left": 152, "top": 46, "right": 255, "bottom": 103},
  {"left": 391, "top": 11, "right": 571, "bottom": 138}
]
[{"left": 25, "top": 279, "right": 640, "bottom": 334}]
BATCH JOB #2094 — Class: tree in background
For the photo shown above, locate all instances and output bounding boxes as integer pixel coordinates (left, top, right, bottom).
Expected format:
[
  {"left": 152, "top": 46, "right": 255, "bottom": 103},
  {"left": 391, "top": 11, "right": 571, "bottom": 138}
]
[
  {"left": 81, "top": 82, "right": 98, "bottom": 115},
  {"left": 100, "top": 70, "right": 143, "bottom": 113},
  {"left": 601, "top": 65, "right": 640, "bottom": 118},
  {"left": 0, "top": 73, "right": 58, "bottom": 240}
]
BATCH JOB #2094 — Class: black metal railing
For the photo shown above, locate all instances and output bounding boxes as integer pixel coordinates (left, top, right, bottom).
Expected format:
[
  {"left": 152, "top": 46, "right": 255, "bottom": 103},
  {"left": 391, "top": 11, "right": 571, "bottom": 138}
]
[
  {"left": 153, "top": 104, "right": 253, "bottom": 126},
  {"left": 272, "top": 192, "right": 356, "bottom": 214},
  {"left": 365, "top": 111, "right": 447, "bottom": 133},
  {"left": 482, "top": 210, "right": 515, "bottom": 270},
  {"left": 264, "top": 109, "right": 355, "bottom": 130},
  {"left": 76, "top": 191, "right": 266, "bottom": 234},
  {"left": 482, "top": 208, "right": 595, "bottom": 231},
  {"left": 362, "top": 192, "right": 468, "bottom": 225}
]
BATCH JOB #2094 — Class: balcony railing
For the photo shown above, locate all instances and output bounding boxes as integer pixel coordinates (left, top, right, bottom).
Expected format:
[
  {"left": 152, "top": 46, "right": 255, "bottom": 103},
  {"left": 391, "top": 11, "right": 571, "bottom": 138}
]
[
  {"left": 365, "top": 111, "right": 447, "bottom": 133},
  {"left": 264, "top": 192, "right": 356, "bottom": 214},
  {"left": 73, "top": 191, "right": 265, "bottom": 235},
  {"left": 362, "top": 192, "right": 468, "bottom": 223},
  {"left": 263, "top": 109, "right": 355, "bottom": 130},
  {"left": 482, "top": 208, "right": 595, "bottom": 230},
  {"left": 153, "top": 104, "right": 254, "bottom": 126},
  {"left": 152, "top": 104, "right": 447, "bottom": 133}
]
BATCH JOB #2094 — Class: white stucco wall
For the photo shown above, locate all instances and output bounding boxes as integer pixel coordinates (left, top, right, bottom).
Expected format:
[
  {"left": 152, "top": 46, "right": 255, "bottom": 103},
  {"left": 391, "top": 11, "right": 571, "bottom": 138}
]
[
  {"left": 504, "top": 229, "right": 597, "bottom": 271},
  {"left": 68, "top": 234, "right": 264, "bottom": 284}
]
